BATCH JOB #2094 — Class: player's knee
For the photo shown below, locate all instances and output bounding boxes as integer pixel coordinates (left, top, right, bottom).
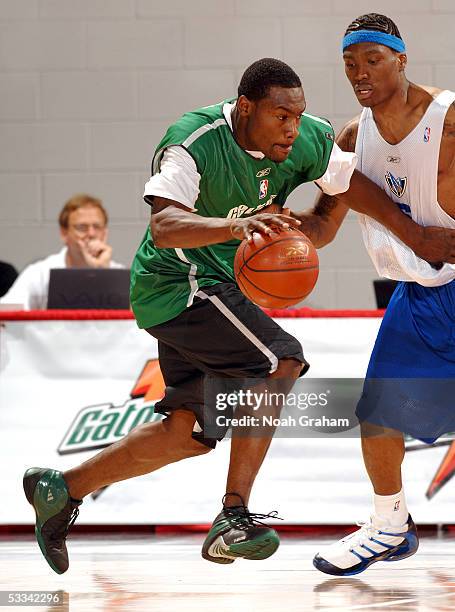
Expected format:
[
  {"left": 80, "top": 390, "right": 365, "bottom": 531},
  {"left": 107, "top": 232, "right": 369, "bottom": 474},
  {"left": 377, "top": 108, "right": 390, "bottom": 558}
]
[
  {"left": 360, "top": 421, "right": 403, "bottom": 439},
  {"left": 162, "top": 412, "right": 212, "bottom": 458},
  {"left": 185, "top": 437, "right": 213, "bottom": 457},
  {"left": 275, "top": 357, "right": 303, "bottom": 380},
  {"left": 168, "top": 434, "right": 212, "bottom": 460}
]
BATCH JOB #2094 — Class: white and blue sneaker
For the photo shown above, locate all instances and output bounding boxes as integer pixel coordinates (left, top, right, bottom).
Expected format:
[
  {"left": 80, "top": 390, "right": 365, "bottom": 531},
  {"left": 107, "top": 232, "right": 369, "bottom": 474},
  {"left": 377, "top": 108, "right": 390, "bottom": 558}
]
[{"left": 313, "top": 514, "right": 418, "bottom": 576}]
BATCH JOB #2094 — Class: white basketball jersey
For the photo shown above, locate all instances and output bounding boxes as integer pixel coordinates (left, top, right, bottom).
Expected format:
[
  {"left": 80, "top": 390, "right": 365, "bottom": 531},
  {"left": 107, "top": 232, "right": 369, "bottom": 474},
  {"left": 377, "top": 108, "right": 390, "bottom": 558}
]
[{"left": 356, "top": 89, "right": 455, "bottom": 286}]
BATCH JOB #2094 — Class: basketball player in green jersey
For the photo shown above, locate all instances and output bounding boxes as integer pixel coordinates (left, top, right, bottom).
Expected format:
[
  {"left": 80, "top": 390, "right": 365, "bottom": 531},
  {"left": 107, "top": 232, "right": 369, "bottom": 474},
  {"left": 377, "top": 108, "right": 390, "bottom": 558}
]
[{"left": 23, "top": 58, "right": 455, "bottom": 574}]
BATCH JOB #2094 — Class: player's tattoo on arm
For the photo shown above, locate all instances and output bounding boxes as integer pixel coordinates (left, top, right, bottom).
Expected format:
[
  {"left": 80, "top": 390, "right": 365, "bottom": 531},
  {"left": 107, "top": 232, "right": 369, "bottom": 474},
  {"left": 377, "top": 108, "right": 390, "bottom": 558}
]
[
  {"left": 345, "top": 125, "right": 357, "bottom": 152},
  {"left": 337, "top": 117, "right": 359, "bottom": 153},
  {"left": 305, "top": 118, "right": 356, "bottom": 224},
  {"left": 314, "top": 193, "right": 339, "bottom": 220},
  {"left": 299, "top": 193, "right": 343, "bottom": 246},
  {"left": 298, "top": 213, "right": 326, "bottom": 245}
]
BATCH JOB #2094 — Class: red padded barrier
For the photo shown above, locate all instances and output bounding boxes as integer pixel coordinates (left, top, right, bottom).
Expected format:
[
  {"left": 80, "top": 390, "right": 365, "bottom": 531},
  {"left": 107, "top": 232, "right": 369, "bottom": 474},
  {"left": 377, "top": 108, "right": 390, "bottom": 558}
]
[{"left": 0, "top": 308, "right": 385, "bottom": 321}]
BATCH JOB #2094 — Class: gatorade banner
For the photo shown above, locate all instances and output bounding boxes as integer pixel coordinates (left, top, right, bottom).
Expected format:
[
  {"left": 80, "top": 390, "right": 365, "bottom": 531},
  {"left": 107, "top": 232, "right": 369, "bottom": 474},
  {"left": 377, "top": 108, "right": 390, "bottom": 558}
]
[{"left": 0, "top": 314, "right": 454, "bottom": 524}]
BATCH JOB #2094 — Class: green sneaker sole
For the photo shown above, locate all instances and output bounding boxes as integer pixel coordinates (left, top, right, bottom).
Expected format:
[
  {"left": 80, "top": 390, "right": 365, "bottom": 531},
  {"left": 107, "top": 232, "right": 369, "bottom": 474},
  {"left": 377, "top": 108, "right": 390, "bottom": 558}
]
[
  {"left": 202, "top": 531, "right": 280, "bottom": 564},
  {"left": 229, "top": 531, "right": 280, "bottom": 560}
]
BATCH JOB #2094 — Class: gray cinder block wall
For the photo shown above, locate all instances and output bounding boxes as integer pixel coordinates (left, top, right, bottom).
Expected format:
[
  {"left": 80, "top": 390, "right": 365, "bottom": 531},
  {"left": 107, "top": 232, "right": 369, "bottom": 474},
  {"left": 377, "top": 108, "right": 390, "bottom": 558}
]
[{"left": 0, "top": 0, "right": 454, "bottom": 308}]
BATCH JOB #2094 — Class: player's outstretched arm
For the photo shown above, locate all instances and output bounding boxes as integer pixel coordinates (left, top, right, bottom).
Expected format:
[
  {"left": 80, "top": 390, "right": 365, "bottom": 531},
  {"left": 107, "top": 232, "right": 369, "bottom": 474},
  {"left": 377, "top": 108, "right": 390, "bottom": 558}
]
[
  {"left": 337, "top": 176, "right": 455, "bottom": 266},
  {"left": 328, "top": 115, "right": 455, "bottom": 263},
  {"left": 150, "top": 196, "right": 300, "bottom": 249},
  {"left": 292, "top": 196, "right": 349, "bottom": 248},
  {"left": 288, "top": 119, "right": 357, "bottom": 247},
  {"left": 294, "top": 117, "right": 455, "bottom": 263}
]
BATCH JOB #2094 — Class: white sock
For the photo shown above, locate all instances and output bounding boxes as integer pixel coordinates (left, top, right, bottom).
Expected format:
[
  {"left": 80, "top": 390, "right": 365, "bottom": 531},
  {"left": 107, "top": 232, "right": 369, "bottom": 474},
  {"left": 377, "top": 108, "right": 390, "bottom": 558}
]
[{"left": 373, "top": 488, "right": 408, "bottom": 527}]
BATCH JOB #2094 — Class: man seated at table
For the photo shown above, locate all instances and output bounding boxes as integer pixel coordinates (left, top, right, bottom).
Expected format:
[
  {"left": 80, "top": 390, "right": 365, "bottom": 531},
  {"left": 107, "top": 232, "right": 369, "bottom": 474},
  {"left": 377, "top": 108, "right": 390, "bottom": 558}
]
[{"left": 0, "top": 194, "right": 124, "bottom": 310}]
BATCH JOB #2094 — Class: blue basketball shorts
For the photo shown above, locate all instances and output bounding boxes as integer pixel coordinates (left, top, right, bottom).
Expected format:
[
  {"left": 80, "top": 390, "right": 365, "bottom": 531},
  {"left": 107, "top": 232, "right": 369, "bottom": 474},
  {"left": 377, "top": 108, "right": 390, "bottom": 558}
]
[{"left": 356, "top": 279, "right": 455, "bottom": 442}]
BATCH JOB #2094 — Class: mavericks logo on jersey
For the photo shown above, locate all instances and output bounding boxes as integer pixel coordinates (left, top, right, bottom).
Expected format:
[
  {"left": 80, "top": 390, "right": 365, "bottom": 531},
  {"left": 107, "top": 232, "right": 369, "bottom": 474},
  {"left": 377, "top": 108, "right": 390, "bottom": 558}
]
[{"left": 385, "top": 171, "right": 407, "bottom": 198}]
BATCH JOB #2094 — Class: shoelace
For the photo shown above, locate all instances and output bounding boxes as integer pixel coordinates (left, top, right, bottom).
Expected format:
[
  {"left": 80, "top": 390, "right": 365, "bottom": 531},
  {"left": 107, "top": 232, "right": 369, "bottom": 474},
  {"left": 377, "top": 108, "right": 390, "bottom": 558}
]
[
  {"left": 224, "top": 505, "right": 282, "bottom": 523},
  {"left": 343, "top": 519, "right": 404, "bottom": 550},
  {"left": 50, "top": 505, "right": 80, "bottom": 541},
  {"left": 342, "top": 521, "right": 377, "bottom": 549},
  {"left": 64, "top": 506, "right": 80, "bottom": 537},
  {"left": 222, "top": 493, "right": 282, "bottom": 529}
]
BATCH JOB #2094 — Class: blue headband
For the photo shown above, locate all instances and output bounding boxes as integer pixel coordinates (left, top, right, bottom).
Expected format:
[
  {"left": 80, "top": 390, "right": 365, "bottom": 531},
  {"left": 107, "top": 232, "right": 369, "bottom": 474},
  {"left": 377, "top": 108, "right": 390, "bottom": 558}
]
[{"left": 342, "top": 30, "right": 406, "bottom": 53}]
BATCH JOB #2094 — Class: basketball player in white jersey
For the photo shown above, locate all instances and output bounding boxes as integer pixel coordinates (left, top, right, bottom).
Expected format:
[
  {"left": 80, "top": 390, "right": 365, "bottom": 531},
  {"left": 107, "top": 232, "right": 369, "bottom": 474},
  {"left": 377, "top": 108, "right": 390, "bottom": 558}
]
[{"left": 291, "top": 13, "right": 455, "bottom": 575}]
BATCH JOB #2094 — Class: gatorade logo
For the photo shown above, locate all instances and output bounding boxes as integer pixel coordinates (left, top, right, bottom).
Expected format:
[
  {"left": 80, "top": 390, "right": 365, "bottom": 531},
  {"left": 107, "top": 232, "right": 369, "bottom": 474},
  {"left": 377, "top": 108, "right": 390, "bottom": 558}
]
[{"left": 58, "top": 360, "right": 165, "bottom": 455}]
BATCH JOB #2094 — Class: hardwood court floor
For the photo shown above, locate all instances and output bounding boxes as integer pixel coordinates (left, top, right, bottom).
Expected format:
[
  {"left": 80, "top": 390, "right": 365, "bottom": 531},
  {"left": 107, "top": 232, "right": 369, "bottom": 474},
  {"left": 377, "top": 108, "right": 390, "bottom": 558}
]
[{"left": 0, "top": 533, "right": 454, "bottom": 611}]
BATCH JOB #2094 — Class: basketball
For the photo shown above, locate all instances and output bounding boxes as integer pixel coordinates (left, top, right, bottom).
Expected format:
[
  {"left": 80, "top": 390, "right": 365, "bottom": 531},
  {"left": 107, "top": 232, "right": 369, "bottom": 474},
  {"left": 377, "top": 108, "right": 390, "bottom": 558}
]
[{"left": 234, "top": 228, "right": 319, "bottom": 308}]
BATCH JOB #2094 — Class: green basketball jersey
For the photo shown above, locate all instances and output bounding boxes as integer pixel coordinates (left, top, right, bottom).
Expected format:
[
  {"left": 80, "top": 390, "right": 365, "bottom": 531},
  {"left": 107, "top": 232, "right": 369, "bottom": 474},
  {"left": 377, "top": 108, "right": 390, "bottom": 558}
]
[{"left": 131, "top": 99, "right": 334, "bottom": 329}]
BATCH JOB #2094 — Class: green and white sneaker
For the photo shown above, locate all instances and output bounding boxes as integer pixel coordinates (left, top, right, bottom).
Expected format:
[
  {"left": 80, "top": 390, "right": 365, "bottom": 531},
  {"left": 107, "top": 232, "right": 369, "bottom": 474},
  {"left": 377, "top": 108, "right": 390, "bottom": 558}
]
[
  {"left": 23, "top": 467, "right": 82, "bottom": 574},
  {"left": 202, "top": 494, "right": 281, "bottom": 564}
]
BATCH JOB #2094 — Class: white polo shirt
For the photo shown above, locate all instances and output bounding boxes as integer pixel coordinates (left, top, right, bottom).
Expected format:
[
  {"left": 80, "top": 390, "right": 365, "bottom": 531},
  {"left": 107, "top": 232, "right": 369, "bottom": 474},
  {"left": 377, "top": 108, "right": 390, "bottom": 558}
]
[{"left": 1, "top": 248, "right": 124, "bottom": 310}]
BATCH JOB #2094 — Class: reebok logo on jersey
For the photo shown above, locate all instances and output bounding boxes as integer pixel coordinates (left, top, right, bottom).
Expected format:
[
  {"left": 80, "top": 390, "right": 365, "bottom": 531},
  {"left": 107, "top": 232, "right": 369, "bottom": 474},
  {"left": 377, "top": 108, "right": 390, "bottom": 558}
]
[
  {"left": 259, "top": 179, "right": 268, "bottom": 199},
  {"left": 387, "top": 156, "right": 401, "bottom": 163},
  {"left": 424, "top": 127, "right": 431, "bottom": 143},
  {"left": 256, "top": 168, "right": 271, "bottom": 178},
  {"left": 385, "top": 171, "right": 407, "bottom": 198}
]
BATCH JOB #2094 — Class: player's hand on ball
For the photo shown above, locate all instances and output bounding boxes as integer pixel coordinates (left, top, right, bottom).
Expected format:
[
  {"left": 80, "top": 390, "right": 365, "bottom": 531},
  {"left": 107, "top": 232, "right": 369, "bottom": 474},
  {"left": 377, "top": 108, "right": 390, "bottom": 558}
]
[{"left": 230, "top": 212, "right": 301, "bottom": 242}]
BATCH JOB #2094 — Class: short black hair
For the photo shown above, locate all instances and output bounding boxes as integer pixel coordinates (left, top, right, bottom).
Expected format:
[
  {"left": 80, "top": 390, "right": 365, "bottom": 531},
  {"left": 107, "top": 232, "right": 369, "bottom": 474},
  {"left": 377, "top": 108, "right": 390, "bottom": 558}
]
[
  {"left": 238, "top": 58, "right": 301, "bottom": 101},
  {"left": 344, "top": 13, "right": 402, "bottom": 39}
]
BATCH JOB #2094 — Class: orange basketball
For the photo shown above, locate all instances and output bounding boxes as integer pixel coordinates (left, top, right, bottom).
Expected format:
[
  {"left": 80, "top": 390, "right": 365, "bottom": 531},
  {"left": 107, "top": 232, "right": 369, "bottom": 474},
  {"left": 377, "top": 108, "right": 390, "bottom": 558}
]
[{"left": 234, "top": 228, "right": 319, "bottom": 308}]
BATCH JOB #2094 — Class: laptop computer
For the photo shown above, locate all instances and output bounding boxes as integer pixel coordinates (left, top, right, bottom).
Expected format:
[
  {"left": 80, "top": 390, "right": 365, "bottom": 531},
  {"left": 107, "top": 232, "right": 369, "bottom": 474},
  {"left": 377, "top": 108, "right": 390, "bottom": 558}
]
[{"left": 47, "top": 268, "right": 130, "bottom": 310}]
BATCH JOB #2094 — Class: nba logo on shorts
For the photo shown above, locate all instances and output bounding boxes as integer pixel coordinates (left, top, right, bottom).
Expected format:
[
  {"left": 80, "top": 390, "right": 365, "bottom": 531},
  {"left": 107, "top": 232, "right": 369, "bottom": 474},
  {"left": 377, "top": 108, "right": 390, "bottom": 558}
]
[
  {"left": 259, "top": 179, "right": 268, "bottom": 199},
  {"left": 424, "top": 127, "right": 431, "bottom": 143}
]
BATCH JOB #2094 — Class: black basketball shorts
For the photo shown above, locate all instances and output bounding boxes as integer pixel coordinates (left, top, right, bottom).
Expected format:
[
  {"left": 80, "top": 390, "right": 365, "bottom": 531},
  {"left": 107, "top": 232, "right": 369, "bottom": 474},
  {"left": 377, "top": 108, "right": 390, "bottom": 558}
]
[{"left": 146, "top": 282, "right": 308, "bottom": 448}]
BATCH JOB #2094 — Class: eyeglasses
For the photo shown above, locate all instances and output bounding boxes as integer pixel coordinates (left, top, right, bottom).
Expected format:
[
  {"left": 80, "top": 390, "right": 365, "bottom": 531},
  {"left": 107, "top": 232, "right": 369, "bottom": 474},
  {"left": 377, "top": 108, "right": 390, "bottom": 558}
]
[{"left": 69, "top": 223, "right": 106, "bottom": 234}]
